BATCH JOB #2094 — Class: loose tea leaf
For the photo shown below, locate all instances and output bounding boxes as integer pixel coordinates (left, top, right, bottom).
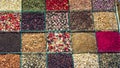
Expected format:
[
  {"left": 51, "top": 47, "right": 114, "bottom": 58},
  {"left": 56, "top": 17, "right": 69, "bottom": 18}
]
[
  {"left": 22, "top": 12, "right": 45, "bottom": 31},
  {"left": 0, "top": 0, "right": 21, "bottom": 11},
  {"left": 73, "top": 53, "right": 99, "bottom": 68},
  {"left": 0, "top": 32, "right": 20, "bottom": 52},
  {"left": 22, "top": 0, "right": 45, "bottom": 11},
  {"left": 0, "top": 54, "right": 20, "bottom": 68},
  {"left": 46, "top": 0, "right": 69, "bottom": 11},
  {"left": 72, "top": 33, "right": 97, "bottom": 53},
  {"left": 48, "top": 53, "right": 73, "bottom": 68},
  {"left": 69, "top": 0, "right": 92, "bottom": 11},
  {"left": 93, "top": 12, "right": 118, "bottom": 31},
  {"left": 70, "top": 11, "right": 94, "bottom": 31},
  {"left": 46, "top": 11, "right": 69, "bottom": 31},
  {"left": 96, "top": 31, "right": 120, "bottom": 52},
  {"left": 22, "top": 53, "right": 46, "bottom": 68},
  {"left": 22, "top": 33, "right": 46, "bottom": 52},
  {"left": 0, "top": 12, "right": 21, "bottom": 32}
]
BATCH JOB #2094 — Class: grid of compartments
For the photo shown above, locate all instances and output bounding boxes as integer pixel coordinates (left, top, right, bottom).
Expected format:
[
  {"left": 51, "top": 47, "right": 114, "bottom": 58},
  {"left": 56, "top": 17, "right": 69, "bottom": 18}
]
[{"left": 0, "top": 0, "right": 120, "bottom": 68}]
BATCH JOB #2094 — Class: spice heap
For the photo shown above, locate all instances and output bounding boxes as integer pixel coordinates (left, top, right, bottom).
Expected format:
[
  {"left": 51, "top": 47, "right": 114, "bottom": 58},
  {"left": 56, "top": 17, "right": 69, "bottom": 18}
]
[
  {"left": 92, "top": 0, "right": 115, "bottom": 11},
  {"left": 46, "top": 11, "right": 69, "bottom": 31},
  {"left": 0, "top": 0, "right": 21, "bottom": 11},
  {"left": 48, "top": 53, "right": 73, "bottom": 68},
  {"left": 99, "top": 53, "right": 120, "bottom": 68},
  {"left": 22, "top": 53, "right": 46, "bottom": 68},
  {"left": 21, "top": 12, "right": 45, "bottom": 31},
  {"left": 0, "top": 54, "right": 20, "bottom": 68},
  {"left": 72, "top": 33, "right": 97, "bottom": 53},
  {"left": 69, "top": 0, "right": 92, "bottom": 11},
  {"left": 22, "top": 33, "right": 46, "bottom": 52},
  {"left": 0, "top": 12, "right": 20, "bottom": 32},
  {"left": 47, "top": 32, "right": 72, "bottom": 52},
  {"left": 73, "top": 53, "right": 99, "bottom": 68},
  {"left": 46, "top": 0, "right": 69, "bottom": 11},
  {"left": 70, "top": 11, "right": 94, "bottom": 31},
  {"left": 0, "top": 32, "right": 20, "bottom": 52},
  {"left": 22, "top": 0, "right": 45, "bottom": 11},
  {"left": 93, "top": 12, "right": 118, "bottom": 31},
  {"left": 96, "top": 31, "right": 120, "bottom": 52}
]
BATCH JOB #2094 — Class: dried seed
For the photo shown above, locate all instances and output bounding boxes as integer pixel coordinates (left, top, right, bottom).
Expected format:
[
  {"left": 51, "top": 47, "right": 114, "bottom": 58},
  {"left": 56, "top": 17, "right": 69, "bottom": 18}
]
[
  {"left": 72, "top": 33, "right": 97, "bottom": 53},
  {"left": 93, "top": 12, "right": 118, "bottom": 31},
  {"left": 22, "top": 33, "right": 46, "bottom": 52},
  {"left": 0, "top": 0, "right": 21, "bottom": 11},
  {"left": 48, "top": 53, "right": 73, "bottom": 68},
  {"left": 46, "top": 11, "right": 69, "bottom": 31},
  {"left": 70, "top": 11, "right": 94, "bottom": 31},
  {"left": 73, "top": 53, "right": 99, "bottom": 68},
  {"left": 0, "top": 54, "right": 20, "bottom": 68}
]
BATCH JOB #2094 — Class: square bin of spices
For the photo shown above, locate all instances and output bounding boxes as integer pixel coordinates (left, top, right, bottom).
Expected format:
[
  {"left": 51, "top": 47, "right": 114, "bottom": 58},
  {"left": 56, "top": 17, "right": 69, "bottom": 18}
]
[{"left": 47, "top": 32, "right": 72, "bottom": 52}]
